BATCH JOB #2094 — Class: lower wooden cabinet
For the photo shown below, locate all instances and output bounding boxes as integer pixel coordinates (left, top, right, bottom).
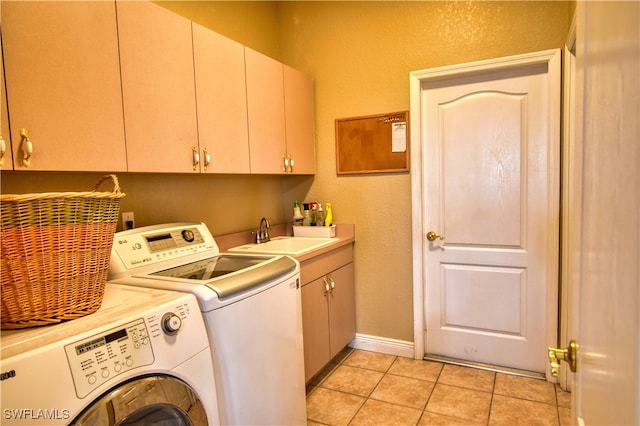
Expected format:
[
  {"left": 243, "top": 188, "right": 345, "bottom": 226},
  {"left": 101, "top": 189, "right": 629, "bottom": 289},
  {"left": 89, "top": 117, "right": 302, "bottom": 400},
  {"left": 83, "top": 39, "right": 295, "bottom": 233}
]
[{"left": 300, "top": 245, "right": 355, "bottom": 382}]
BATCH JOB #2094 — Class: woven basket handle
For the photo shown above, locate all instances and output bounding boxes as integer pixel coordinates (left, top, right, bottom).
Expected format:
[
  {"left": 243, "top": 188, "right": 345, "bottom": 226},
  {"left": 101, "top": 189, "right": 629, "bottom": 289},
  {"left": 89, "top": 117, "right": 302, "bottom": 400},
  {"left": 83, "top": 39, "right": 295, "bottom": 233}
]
[{"left": 93, "top": 174, "right": 122, "bottom": 195}]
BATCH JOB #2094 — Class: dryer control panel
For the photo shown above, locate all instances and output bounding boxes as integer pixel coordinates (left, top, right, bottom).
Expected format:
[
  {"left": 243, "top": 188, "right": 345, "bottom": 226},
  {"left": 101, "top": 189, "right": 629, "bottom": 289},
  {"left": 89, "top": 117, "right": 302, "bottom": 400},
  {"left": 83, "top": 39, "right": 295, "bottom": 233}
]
[{"left": 64, "top": 318, "right": 154, "bottom": 398}]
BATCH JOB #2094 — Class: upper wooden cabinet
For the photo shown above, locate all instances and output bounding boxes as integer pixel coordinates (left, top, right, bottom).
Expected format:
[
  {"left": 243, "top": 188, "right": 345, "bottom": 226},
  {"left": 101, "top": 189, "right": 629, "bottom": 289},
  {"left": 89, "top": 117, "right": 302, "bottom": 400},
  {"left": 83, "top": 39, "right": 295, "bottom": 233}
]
[
  {"left": 1, "top": 1, "right": 127, "bottom": 172},
  {"left": 1, "top": 0, "right": 315, "bottom": 175},
  {"left": 192, "top": 23, "right": 250, "bottom": 174},
  {"left": 284, "top": 65, "right": 316, "bottom": 174},
  {"left": 245, "top": 48, "right": 288, "bottom": 174},
  {"left": 246, "top": 48, "right": 316, "bottom": 175},
  {"left": 1, "top": 37, "right": 13, "bottom": 171},
  {"left": 117, "top": 1, "right": 199, "bottom": 173}
]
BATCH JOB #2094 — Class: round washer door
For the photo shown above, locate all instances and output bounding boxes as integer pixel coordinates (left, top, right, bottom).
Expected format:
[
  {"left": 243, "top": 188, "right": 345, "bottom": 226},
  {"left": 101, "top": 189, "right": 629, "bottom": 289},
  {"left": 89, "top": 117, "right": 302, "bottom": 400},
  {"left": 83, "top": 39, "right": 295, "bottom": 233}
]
[{"left": 72, "top": 375, "right": 208, "bottom": 425}]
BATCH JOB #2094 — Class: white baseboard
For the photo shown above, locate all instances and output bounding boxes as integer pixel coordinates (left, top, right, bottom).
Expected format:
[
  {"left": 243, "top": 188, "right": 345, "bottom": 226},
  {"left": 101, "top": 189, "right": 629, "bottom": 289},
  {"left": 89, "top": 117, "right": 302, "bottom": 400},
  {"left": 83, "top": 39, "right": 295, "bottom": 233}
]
[{"left": 349, "top": 333, "right": 415, "bottom": 359}]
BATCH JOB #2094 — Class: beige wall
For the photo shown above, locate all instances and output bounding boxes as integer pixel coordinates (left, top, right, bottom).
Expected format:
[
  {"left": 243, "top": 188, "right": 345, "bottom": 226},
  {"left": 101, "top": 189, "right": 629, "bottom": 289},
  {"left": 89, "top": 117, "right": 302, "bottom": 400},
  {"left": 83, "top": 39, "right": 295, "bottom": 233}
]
[
  {"left": 157, "top": 1, "right": 282, "bottom": 60},
  {"left": 275, "top": 2, "right": 570, "bottom": 341},
  {"left": 1, "top": 1, "right": 571, "bottom": 343},
  {"left": 0, "top": 172, "right": 289, "bottom": 235}
]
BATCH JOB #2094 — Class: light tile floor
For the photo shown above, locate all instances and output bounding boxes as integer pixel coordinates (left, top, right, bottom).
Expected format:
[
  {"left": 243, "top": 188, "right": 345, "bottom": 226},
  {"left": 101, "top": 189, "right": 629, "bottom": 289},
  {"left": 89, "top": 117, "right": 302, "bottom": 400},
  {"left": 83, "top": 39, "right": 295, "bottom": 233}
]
[{"left": 306, "top": 349, "right": 571, "bottom": 425}]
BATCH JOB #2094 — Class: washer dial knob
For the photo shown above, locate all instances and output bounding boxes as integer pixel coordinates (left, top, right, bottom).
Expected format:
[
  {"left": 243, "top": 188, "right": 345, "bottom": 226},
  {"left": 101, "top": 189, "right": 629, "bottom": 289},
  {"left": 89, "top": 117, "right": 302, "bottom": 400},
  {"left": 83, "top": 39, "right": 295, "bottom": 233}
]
[
  {"left": 182, "top": 229, "right": 195, "bottom": 242},
  {"left": 161, "top": 313, "right": 182, "bottom": 335}
]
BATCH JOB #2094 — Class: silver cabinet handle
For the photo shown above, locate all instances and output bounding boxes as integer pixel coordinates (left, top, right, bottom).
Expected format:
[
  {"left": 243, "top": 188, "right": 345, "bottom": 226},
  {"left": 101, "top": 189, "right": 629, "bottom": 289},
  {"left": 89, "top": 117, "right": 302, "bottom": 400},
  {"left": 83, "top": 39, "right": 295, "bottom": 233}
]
[
  {"left": 203, "top": 147, "right": 211, "bottom": 171},
  {"left": 323, "top": 276, "right": 330, "bottom": 295},
  {"left": 192, "top": 146, "right": 200, "bottom": 171},
  {"left": 20, "top": 128, "right": 32, "bottom": 167},
  {"left": 323, "top": 275, "right": 335, "bottom": 294},
  {"left": 0, "top": 135, "right": 5, "bottom": 167},
  {"left": 282, "top": 154, "right": 294, "bottom": 173}
]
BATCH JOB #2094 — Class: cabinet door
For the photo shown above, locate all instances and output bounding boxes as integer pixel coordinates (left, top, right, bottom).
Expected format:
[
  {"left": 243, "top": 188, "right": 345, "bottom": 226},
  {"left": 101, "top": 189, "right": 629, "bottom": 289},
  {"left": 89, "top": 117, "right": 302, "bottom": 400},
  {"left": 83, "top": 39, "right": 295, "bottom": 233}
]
[
  {"left": 192, "top": 23, "right": 250, "bottom": 173},
  {"left": 117, "top": 1, "right": 198, "bottom": 173},
  {"left": 284, "top": 65, "right": 316, "bottom": 174},
  {"left": 2, "top": 1, "right": 126, "bottom": 171},
  {"left": 1, "top": 39, "right": 13, "bottom": 171},
  {"left": 328, "top": 263, "right": 356, "bottom": 358},
  {"left": 301, "top": 278, "right": 331, "bottom": 382},
  {"left": 245, "top": 48, "right": 287, "bottom": 174}
]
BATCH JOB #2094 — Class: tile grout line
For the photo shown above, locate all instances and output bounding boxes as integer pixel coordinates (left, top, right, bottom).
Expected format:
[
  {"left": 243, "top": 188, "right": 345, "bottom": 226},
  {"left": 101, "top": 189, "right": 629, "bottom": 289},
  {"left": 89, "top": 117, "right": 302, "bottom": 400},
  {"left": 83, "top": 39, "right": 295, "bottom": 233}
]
[
  {"left": 416, "top": 361, "right": 445, "bottom": 425},
  {"left": 346, "top": 353, "right": 399, "bottom": 425},
  {"left": 486, "top": 369, "right": 498, "bottom": 426},
  {"left": 554, "top": 384, "right": 562, "bottom": 426}
]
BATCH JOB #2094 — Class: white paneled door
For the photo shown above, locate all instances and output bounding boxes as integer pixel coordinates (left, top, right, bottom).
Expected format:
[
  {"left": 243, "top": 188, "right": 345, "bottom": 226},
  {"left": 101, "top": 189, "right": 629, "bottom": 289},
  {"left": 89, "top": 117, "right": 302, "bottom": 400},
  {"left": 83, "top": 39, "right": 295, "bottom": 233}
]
[{"left": 410, "top": 50, "right": 561, "bottom": 375}]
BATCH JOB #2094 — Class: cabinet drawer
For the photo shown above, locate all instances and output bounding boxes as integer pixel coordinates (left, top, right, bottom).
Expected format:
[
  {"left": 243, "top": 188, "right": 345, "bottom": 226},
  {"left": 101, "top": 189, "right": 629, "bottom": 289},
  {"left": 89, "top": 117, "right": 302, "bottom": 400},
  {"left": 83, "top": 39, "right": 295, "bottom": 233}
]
[{"left": 300, "top": 244, "right": 353, "bottom": 286}]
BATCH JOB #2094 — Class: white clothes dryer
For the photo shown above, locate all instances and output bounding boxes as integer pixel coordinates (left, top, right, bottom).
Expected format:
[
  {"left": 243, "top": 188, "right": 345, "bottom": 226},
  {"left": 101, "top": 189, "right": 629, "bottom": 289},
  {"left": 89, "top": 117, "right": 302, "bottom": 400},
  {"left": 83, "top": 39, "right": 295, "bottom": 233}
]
[{"left": 0, "top": 284, "right": 220, "bottom": 426}]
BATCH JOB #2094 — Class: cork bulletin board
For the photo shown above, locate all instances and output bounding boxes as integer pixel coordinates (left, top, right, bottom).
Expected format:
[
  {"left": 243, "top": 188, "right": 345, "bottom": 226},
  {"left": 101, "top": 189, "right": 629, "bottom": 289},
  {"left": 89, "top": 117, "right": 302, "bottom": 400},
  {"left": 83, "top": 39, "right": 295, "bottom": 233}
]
[{"left": 335, "top": 111, "right": 409, "bottom": 175}]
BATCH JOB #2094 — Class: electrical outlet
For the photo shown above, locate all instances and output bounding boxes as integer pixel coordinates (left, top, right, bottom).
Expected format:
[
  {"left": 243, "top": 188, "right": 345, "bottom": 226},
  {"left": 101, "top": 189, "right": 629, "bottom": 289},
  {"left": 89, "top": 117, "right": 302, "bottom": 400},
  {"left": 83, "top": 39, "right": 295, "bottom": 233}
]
[{"left": 122, "top": 212, "right": 135, "bottom": 230}]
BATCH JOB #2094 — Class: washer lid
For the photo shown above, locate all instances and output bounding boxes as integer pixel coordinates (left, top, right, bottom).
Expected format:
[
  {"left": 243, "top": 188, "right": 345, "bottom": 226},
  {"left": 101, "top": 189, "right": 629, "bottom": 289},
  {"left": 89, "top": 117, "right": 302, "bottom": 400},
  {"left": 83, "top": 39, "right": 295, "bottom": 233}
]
[
  {"left": 150, "top": 254, "right": 269, "bottom": 281},
  {"left": 148, "top": 255, "right": 297, "bottom": 298}
]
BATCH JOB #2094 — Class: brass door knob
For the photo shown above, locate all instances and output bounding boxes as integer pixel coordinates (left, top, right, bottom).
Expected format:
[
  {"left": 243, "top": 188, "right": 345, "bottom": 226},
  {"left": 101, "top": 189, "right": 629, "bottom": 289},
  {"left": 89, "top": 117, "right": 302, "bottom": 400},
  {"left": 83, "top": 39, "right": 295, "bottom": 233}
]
[
  {"left": 426, "top": 231, "right": 444, "bottom": 241},
  {"left": 548, "top": 340, "right": 578, "bottom": 377}
]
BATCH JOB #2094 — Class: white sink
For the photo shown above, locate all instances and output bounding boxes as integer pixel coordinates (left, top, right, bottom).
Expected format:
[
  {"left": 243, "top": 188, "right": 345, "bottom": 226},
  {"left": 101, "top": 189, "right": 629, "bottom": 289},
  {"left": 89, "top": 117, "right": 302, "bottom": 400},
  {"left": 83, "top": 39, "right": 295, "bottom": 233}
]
[{"left": 228, "top": 236, "right": 338, "bottom": 255}]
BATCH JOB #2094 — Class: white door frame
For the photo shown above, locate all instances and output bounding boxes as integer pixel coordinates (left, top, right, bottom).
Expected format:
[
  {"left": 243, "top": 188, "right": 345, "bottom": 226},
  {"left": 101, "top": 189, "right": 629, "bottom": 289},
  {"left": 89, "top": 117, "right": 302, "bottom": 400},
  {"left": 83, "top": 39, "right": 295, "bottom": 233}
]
[
  {"left": 409, "top": 50, "right": 562, "bottom": 381},
  {"left": 559, "top": 14, "right": 578, "bottom": 392}
]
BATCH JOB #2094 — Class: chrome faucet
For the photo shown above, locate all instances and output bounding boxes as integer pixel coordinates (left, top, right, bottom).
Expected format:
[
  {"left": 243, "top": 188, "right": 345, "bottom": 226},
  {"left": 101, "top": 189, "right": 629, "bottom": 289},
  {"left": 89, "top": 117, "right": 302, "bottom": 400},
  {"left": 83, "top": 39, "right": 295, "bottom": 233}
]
[{"left": 254, "top": 217, "right": 271, "bottom": 244}]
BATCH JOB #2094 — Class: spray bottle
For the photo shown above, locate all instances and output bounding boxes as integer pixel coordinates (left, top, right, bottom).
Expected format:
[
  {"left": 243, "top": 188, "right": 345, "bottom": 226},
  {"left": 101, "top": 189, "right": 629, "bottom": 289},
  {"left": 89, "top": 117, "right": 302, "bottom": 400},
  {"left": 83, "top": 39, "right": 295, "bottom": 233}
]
[{"left": 324, "top": 202, "right": 333, "bottom": 227}]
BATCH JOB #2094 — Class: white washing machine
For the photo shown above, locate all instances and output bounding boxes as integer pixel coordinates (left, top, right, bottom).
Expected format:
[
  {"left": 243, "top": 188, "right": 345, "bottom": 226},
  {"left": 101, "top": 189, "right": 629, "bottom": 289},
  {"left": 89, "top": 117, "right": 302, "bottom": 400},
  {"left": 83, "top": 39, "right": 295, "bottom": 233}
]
[
  {"left": 0, "top": 284, "right": 220, "bottom": 425},
  {"left": 108, "top": 223, "right": 307, "bottom": 426}
]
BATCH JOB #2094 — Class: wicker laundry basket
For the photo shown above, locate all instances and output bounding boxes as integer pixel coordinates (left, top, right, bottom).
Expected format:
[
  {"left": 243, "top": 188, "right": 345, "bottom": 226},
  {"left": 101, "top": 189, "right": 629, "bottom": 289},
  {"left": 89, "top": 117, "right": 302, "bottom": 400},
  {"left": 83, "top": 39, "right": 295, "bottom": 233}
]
[{"left": 1, "top": 174, "right": 125, "bottom": 329}]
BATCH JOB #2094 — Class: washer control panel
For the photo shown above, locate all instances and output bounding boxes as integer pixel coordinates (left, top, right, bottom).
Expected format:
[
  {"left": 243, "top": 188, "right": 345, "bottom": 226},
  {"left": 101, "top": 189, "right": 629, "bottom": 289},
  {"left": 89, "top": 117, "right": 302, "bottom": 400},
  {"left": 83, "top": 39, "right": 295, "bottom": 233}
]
[
  {"left": 110, "top": 223, "right": 218, "bottom": 273},
  {"left": 65, "top": 318, "right": 154, "bottom": 398}
]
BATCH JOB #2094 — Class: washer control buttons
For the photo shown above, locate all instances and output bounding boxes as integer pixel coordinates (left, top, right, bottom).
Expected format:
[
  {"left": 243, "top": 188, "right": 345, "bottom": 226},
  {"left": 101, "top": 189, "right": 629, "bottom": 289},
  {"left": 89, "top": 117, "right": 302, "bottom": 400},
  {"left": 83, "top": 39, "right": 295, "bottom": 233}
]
[{"left": 66, "top": 318, "right": 154, "bottom": 398}]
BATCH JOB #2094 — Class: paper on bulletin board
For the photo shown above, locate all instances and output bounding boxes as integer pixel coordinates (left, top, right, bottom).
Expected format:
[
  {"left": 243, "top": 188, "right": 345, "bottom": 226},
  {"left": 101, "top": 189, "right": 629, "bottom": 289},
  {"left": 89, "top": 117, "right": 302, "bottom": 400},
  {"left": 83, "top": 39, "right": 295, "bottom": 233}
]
[{"left": 392, "top": 122, "right": 407, "bottom": 153}]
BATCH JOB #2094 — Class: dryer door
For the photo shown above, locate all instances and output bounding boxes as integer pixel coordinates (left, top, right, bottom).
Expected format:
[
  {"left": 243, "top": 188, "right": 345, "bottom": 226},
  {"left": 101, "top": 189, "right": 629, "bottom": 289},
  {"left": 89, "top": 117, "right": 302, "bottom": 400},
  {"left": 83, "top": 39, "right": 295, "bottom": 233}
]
[{"left": 72, "top": 375, "right": 208, "bottom": 425}]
